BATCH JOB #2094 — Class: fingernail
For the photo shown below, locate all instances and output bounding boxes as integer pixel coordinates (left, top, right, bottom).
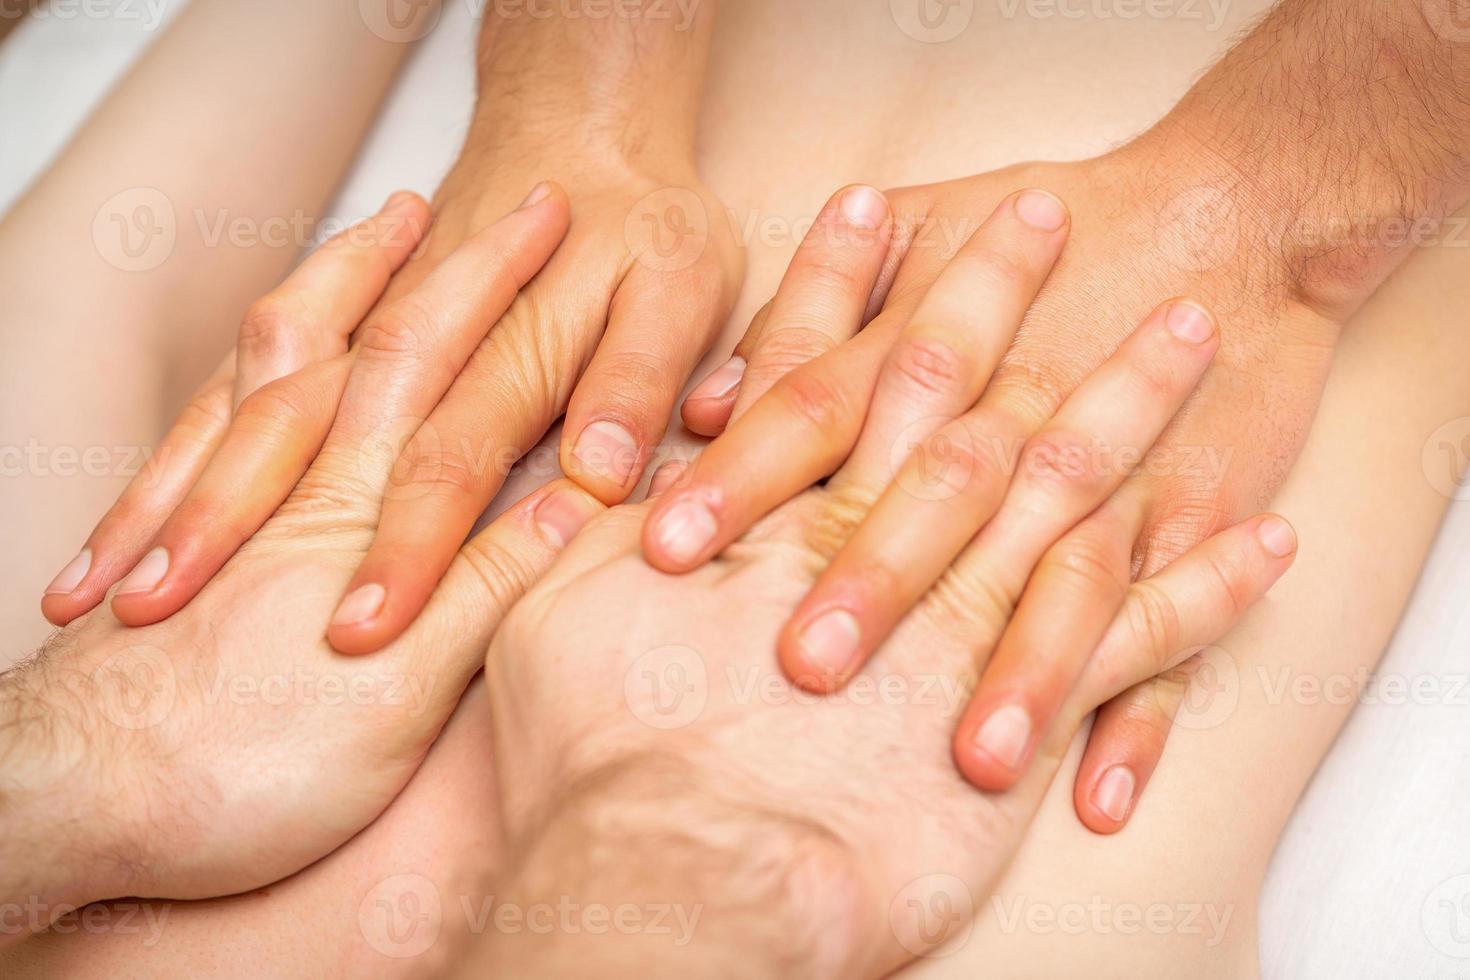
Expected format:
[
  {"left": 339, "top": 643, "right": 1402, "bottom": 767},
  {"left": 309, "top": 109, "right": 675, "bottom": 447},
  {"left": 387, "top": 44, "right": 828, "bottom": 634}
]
[
  {"left": 1256, "top": 515, "right": 1297, "bottom": 557},
  {"left": 1166, "top": 300, "right": 1215, "bottom": 344},
  {"left": 1014, "top": 189, "right": 1068, "bottom": 232},
  {"left": 653, "top": 498, "right": 718, "bottom": 565},
  {"left": 535, "top": 488, "right": 595, "bottom": 548},
  {"left": 687, "top": 356, "right": 746, "bottom": 402},
  {"left": 572, "top": 421, "right": 639, "bottom": 486},
  {"left": 116, "top": 547, "right": 170, "bottom": 595},
  {"left": 384, "top": 190, "right": 417, "bottom": 212},
  {"left": 648, "top": 460, "right": 690, "bottom": 498},
  {"left": 839, "top": 185, "right": 887, "bottom": 231},
  {"left": 971, "top": 703, "right": 1032, "bottom": 772},
  {"left": 45, "top": 548, "right": 92, "bottom": 595},
  {"left": 796, "top": 609, "right": 862, "bottom": 679},
  {"left": 518, "top": 182, "right": 552, "bottom": 209},
  {"left": 331, "top": 583, "right": 387, "bottom": 627},
  {"left": 1091, "top": 765, "right": 1136, "bottom": 822}
]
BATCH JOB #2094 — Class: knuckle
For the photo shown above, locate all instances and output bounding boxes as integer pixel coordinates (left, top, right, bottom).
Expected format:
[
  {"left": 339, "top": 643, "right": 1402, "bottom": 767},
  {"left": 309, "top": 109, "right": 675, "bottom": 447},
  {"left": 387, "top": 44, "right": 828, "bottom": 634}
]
[
  {"left": 928, "top": 564, "right": 1010, "bottom": 646},
  {"left": 773, "top": 365, "right": 857, "bottom": 434},
  {"left": 459, "top": 534, "right": 540, "bottom": 605},
  {"left": 1045, "top": 532, "right": 1128, "bottom": 598},
  {"left": 752, "top": 324, "right": 839, "bottom": 377},
  {"left": 237, "top": 299, "right": 301, "bottom": 354},
  {"left": 958, "top": 244, "right": 1032, "bottom": 291},
  {"left": 234, "top": 375, "right": 320, "bottom": 434},
  {"left": 1125, "top": 581, "right": 1184, "bottom": 671},
  {"left": 886, "top": 335, "right": 967, "bottom": 399},
  {"left": 1021, "top": 429, "right": 1109, "bottom": 497},
  {"left": 358, "top": 297, "right": 436, "bottom": 360},
  {"left": 1122, "top": 350, "right": 1182, "bottom": 403}
]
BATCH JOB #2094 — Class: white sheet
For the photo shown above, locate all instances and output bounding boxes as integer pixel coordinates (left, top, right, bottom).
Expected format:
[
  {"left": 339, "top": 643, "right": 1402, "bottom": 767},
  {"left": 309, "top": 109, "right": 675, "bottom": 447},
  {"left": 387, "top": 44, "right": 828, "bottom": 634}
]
[{"left": 3, "top": 3, "right": 1467, "bottom": 975}]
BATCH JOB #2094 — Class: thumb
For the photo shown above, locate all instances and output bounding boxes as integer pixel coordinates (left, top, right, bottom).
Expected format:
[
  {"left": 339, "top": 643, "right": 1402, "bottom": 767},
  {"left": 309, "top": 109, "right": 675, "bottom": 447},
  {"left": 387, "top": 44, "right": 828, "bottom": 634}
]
[{"left": 427, "top": 479, "right": 605, "bottom": 643}]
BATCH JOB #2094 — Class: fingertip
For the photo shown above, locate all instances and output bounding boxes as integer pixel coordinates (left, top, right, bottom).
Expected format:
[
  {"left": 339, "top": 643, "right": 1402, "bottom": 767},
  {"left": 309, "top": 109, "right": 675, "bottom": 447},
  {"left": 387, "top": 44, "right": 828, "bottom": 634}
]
[
  {"left": 680, "top": 393, "right": 735, "bottom": 437},
  {"left": 325, "top": 581, "right": 396, "bottom": 656},
  {"left": 641, "top": 493, "right": 720, "bottom": 573},
  {"left": 530, "top": 480, "right": 604, "bottom": 549},
  {"left": 647, "top": 459, "right": 691, "bottom": 499},
  {"left": 1254, "top": 512, "right": 1298, "bottom": 561},
  {"left": 1011, "top": 188, "right": 1071, "bottom": 234},
  {"left": 562, "top": 419, "right": 643, "bottom": 506},
  {"left": 953, "top": 702, "right": 1032, "bottom": 793},
  {"left": 1076, "top": 763, "right": 1138, "bottom": 835}
]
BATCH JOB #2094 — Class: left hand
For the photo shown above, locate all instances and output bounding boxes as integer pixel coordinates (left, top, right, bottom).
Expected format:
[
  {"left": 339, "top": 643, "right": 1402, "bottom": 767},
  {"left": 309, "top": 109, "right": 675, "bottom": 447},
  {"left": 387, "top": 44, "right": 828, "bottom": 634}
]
[
  {"left": 45, "top": 149, "right": 743, "bottom": 656},
  {"left": 644, "top": 135, "right": 1342, "bottom": 832}
]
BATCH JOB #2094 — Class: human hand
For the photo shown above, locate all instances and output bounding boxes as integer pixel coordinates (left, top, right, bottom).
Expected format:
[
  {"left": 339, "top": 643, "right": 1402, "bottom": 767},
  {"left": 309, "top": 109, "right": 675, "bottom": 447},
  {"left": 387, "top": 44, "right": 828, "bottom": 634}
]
[
  {"left": 647, "top": 142, "right": 1340, "bottom": 832},
  {"left": 473, "top": 430, "right": 1296, "bottom": 977},
  {"left": 6, "top": 190, "right": 605, "bottom": 940}
]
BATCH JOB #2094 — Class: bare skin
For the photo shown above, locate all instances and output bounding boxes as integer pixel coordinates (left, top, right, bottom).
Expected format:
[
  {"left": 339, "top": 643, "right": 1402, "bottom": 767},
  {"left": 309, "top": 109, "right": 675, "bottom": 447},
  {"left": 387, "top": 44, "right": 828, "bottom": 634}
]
[{"left": 6, "top": 0, "right": 1470, "bottom": 975}]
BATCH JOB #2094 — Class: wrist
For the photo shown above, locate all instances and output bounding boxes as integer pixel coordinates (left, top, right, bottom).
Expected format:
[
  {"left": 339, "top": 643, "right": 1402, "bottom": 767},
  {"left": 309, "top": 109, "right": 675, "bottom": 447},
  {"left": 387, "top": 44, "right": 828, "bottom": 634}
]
[
  {"left": 0, "top": 651, "right": 152, "bottom": 942},
  {"left": 1128, "top": 0, "right": 1470, "bottom": 316},
  {"left": 468, "top": 754, "right": 867, "bottom": 977}
]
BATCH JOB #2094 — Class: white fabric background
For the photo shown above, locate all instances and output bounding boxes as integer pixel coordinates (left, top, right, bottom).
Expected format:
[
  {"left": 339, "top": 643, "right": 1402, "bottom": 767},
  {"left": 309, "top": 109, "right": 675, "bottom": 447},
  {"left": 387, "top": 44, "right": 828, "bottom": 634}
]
[{"left": 2, "top": 3, "right": 1467, "bottom": 975}]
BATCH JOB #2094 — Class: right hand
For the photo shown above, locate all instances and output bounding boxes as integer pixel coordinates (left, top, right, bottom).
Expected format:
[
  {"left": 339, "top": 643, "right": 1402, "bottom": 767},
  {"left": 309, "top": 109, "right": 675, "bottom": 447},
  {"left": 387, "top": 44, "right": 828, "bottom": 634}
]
[{"left": 14, "top": 189, "right": 606, "bottom": 927}]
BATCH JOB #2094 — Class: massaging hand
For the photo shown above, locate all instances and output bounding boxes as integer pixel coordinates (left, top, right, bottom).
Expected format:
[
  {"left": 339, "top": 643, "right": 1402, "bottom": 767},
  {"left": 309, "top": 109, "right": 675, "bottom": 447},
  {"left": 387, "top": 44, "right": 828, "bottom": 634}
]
[
  {"left": 474, "top": 345, "right": 1297, "bottom": 977},
  {"left": 8, "top": 189, "right": 605, "bottom": 931},
  {"left": 648, "top": 146, "right": 1341, "bottom": 832},
  {"left": 45, "top": 159, "right": 741, "bottom": 655}
]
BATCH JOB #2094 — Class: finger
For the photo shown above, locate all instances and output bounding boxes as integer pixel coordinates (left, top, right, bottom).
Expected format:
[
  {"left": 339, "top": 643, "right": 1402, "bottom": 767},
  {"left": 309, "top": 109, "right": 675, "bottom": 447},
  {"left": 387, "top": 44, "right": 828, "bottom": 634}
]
[
  {"left": 429, "top": 479, "right": 605, "bottom": 671},
  {"left": 325, "top": 317, "right": 566, "bottom": 654},
  {"left": 829, "top": 188, "right": 1070, "bottom": 496},
  {"left": 322, "top": 182, "right": 569, "bottom": 478},
  {"left": 953, "top": 512, "right": 1300, "bottom": 791},
  {"left": 690, "top": 186, "right": 891, "bottom": 432},
  {"left": 1071, "top": 659, "right": 1205, "bottom": 834},
  {"left": 647, "top": 459, "right": 690, "bottom": 499},
  {"left": 641, "top": 316, "right": 898, "bottom": 573},
  {"left": 233, "top": 191, "right": 431, "bottom": 405},
  {"left": 40, "top": 356, "right": 234, "bottom": 626},
  {"left": 780, "top": 297, "right": 1216, "bottom": 692},
  {"left": 561, "top": 257, "right": 735, "bottom": 503},
  {"left": 946, "top": 504, "right": 1136, "bottom": 791},
  {"left": 916, "top": 302, "right": 1221, "bottom": 788},
  {"left": 109, "top": 357, "right": 352, "bottom": 627}
]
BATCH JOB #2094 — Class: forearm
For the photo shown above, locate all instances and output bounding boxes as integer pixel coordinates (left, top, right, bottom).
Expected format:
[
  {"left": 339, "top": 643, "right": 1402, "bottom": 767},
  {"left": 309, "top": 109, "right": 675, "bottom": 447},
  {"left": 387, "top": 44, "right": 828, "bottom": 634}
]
[
  {"left": 0, "top": 651, "right": 145, "bottom": 947},
  {"left": 1138, "top": 0, "right": 1470, "bottom": 312},
  {"left": 448, "top": 0, "right": 720, "bottom": 190}
]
